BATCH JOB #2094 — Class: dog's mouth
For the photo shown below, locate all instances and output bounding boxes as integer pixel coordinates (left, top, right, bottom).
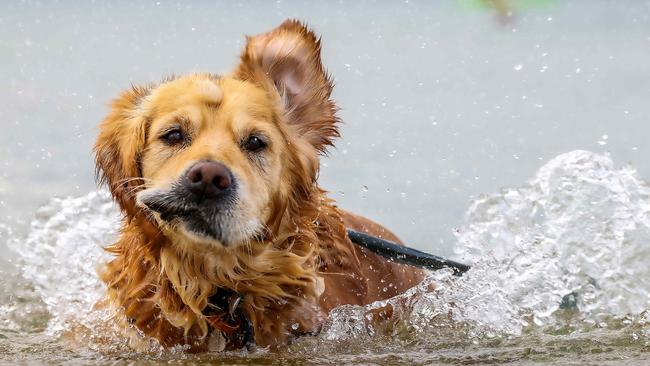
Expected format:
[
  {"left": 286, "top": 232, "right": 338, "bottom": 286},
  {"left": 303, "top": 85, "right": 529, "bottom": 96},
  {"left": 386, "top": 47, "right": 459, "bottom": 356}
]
[
  {"left": 145, "top": 199, "right": 221, "bottom": 241},
  {"left": 136, "top": 186, "right": 247, "bottom": 247}
]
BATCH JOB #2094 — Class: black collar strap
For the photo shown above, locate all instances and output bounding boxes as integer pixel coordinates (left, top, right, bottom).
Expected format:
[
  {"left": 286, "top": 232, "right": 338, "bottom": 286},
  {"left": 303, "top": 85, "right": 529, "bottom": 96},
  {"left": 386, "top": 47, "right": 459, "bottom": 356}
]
[{"left": 204, "top": 288, "right": 253, "bottom": 348}]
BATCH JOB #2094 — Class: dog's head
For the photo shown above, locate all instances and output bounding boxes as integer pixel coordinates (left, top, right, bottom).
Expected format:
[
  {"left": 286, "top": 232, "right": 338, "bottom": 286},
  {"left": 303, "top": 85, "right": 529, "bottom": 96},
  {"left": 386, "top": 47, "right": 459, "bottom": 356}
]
[{"left": 95, "top": 20, "right": 338, "bottom": 248}]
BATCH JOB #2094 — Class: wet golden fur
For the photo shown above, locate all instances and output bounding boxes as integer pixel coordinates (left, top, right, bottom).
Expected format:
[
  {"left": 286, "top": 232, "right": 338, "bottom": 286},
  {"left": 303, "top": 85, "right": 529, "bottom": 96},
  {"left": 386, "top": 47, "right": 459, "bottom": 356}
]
[{"left": 94, "top": 20, "right": 424, "bottom": 350}]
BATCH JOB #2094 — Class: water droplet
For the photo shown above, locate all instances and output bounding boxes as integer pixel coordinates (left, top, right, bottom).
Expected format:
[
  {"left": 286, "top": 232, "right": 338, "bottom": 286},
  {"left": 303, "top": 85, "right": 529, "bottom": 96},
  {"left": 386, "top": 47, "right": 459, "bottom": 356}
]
[{"left": 513, "top": 64, "right": 523, "bottom": 71}]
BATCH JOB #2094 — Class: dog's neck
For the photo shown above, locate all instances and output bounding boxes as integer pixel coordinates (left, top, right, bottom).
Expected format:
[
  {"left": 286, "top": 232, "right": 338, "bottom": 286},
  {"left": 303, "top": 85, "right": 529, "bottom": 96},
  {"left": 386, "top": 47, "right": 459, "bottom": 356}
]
[{"left": 101, "top": 187, "right": 349, "bottom": 349}]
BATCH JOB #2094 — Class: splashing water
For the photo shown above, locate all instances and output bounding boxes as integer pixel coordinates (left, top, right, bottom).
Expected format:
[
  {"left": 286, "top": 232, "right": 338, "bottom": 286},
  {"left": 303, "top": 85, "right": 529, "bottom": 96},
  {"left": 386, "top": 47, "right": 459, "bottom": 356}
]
[
  {"left": 320, "top": 150, "right": 650, "bottom": 346},
  {"left": 453, "top": 150, "right": 650, "bottom": 331},
  {"left": 2, "top": 150, "right": 650, "bottom": 363},
  {"left": 8, "top": 191, "right": 118, "bottom": 335}
]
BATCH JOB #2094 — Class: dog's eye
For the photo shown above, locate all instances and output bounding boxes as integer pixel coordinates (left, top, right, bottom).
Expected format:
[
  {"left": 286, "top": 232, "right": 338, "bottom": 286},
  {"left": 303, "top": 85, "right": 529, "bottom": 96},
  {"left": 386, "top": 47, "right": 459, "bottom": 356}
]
[
  {"left": 242, "top": 135, "right": 267, "bottom": 152},
  {"left": 161, "top": 128, "right": 184, "bottom": 145}
]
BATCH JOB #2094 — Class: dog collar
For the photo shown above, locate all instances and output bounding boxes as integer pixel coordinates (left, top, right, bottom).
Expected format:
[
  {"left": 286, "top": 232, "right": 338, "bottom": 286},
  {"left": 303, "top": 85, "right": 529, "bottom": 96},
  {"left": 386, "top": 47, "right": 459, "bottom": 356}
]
[
  {"left": 204, "top": 288, "right": 253, "bottom": 348},
  {"left": 201, "top": 231, "right": 469, "bottom": 349}
]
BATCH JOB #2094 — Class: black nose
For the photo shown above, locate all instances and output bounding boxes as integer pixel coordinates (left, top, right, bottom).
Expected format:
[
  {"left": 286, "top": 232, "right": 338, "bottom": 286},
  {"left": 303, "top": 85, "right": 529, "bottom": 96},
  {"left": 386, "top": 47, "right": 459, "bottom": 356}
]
[{"left": 186, "top": 161, "right": 233, "bottom": 200}]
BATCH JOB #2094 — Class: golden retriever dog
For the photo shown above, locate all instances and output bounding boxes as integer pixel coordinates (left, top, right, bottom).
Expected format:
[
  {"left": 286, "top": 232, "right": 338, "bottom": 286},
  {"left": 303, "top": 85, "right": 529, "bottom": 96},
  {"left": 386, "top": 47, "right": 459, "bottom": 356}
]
[{"left": 94, "top": 19, "right": 424, "bottom": 351}]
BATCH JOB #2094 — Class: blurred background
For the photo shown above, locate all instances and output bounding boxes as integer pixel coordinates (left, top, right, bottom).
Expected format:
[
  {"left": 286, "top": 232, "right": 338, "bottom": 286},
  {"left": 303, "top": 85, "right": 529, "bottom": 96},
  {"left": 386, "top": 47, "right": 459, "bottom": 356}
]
[{"left": 1, "top": 0, "right": 649, "bottom": 256}]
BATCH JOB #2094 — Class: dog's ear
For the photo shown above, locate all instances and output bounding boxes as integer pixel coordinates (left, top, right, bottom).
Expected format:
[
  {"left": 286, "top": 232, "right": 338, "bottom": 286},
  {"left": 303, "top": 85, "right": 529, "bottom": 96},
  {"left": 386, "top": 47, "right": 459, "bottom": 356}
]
[
  {"left": 94, "top": 85, "right": 150, "bottom": 215},
  {"left": 235, "top": 19, "right": 339, "bottom": 154}
]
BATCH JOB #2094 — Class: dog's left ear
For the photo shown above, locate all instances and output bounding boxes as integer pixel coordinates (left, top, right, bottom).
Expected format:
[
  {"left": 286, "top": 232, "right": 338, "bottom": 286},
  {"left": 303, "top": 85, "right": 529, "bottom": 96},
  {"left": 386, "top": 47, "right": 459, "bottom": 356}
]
[{"left": 235, "top": 19, "right": 339, "bottom": 153}]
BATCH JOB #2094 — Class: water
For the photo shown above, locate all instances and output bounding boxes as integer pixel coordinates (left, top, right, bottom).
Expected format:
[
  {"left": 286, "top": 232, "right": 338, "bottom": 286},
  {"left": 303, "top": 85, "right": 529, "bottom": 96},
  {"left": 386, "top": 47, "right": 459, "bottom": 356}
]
[
  {"left": 1, "top": 151, "right": 649, "bottom": 364},
  {"left": 2, "top": 1, "right": 650, "bottom": 364},
  {"left": 2, "top": 0, "right": 650, "bottom": 256}
]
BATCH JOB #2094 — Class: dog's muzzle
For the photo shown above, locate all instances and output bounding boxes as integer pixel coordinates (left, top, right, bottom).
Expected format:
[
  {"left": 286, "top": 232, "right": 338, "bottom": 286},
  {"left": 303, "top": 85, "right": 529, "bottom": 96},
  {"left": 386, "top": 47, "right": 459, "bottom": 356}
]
[{"left": 138, "top": 160, "right": 240, "bottom": 245}]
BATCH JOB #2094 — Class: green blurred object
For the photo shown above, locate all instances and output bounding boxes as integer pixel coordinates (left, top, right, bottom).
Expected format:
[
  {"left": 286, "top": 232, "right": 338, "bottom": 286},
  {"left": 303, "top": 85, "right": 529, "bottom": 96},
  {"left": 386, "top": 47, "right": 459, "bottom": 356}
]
[{"left": 457, "top": 0, "right": 558, "bottom": 12}]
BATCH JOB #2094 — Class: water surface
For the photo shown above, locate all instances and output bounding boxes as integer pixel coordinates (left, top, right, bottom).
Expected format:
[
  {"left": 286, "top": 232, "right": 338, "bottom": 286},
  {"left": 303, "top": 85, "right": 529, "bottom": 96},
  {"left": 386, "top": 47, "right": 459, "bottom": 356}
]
[
  {"left": 1, "top": 1, "right": 650, "bottom": 364},
  {"left": 3, "top": 151, "right": 650, "bottom": 364}
]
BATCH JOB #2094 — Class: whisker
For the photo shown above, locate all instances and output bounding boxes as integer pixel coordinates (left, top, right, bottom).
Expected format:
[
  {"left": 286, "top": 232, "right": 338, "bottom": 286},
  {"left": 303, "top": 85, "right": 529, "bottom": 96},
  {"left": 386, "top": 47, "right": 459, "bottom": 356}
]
[{"left": 115, "top": 177, "right": 155, "bottom": 186}]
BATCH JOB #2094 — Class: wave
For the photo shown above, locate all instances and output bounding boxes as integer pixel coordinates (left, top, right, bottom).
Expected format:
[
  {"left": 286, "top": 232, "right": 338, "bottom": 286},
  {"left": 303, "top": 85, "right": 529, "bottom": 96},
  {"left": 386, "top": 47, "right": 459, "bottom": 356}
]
[{"left": 5, "top": 150, "right": 650, "bottom": 352}]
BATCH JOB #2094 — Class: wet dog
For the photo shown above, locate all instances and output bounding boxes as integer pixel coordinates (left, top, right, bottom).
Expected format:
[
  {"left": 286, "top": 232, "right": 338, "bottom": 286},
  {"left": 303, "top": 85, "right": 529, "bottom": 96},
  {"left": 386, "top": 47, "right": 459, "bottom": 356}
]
[{"left": 94, "top": 19, "right": 424, "bottom": 351}]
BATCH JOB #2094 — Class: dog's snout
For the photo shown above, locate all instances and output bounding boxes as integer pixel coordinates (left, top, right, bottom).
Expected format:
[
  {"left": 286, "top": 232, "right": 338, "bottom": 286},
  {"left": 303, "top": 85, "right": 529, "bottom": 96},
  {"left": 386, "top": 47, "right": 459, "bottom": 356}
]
[{"left": 186, "top": 161, "right": 233, "bottom": 200}]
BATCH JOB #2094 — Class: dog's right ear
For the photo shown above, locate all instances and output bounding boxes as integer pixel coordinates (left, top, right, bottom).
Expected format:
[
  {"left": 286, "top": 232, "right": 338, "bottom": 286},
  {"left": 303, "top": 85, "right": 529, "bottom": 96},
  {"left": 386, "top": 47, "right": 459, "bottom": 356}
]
[{"left": 94, "top": 85, "right": 150, "bottom": 215}]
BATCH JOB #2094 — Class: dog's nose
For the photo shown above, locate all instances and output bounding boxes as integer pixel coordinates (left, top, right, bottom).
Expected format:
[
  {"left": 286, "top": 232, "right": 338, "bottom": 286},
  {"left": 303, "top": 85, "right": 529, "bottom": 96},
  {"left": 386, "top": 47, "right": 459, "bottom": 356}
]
[{"left": 186, "top": 161, "right": 233, "bottom": 200}]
